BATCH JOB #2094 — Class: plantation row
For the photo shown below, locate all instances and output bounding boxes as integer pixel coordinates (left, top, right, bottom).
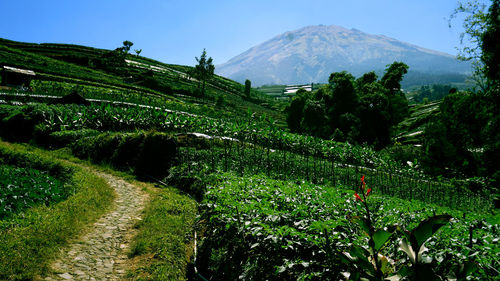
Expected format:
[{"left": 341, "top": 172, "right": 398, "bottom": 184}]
[
  {"left": 1, "top": 103, "right": 492, "bottom": 211},
  {"left": 178, "top": 143, "right": 493, "bottom": 212},
  {"left": 0, "top": 45, "right": 125, "bottom": 87},
  {"left": 196, "top": 173, "right": 499, "bottom": 280},
  {"left": 1, "top": 79, "right": 249, "bottom": 122},
  {"left": 0, "top": 103, "right": 416, "bottom": 175}
]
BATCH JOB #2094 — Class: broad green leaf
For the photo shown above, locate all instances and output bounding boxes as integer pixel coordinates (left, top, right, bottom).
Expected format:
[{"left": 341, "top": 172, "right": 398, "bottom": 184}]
[
  {"left": 411, "top": 214, "right": 452, "bottom": 252},
  {"left": 373, "top": 229, "right": 393, "bottom": 252}
]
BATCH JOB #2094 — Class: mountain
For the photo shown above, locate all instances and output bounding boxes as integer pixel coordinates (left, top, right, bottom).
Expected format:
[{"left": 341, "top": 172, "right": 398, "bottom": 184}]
[{"left": 216, "top": 25, "right": 472, "bottom": 86}]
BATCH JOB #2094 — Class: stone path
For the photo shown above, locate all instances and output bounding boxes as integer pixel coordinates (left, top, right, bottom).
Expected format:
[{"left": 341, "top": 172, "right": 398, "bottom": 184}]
[{"left": 44, "top": 171, "right": 148, "bottom": 281}]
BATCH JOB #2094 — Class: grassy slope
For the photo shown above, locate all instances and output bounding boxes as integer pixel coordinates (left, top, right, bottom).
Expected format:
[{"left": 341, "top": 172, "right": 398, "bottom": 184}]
[
  {"left": 0, "top": 141, "right": 115, "bottom": 280},
  {"left": 127, "top": 181, "right": 197, "bottom": 281},
  {"left": 0, "top": 38, "right": 286, "bottom": 124}
]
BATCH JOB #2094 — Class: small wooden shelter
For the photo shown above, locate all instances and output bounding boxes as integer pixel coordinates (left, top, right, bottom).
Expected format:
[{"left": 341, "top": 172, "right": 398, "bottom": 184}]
[{"left": 0, "top": 66, "right": 36, "bottom": 88}]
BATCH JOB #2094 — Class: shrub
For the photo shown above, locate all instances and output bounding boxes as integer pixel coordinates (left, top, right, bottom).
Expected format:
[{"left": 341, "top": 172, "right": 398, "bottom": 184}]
[
  {"left": 72, "top": 131, "right": 177, "bottom": 178},
  {"left": 0, "top": 111, "right": 36, "bottom": 142}
]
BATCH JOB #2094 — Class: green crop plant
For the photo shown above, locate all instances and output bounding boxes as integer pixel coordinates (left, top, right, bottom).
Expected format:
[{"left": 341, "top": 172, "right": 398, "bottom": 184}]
[
  {"left": 342, "top": 176, "right": 480, "bottom": 281},
  {"left": 195, "top": 173, "right": 498, "bottom": 280}
]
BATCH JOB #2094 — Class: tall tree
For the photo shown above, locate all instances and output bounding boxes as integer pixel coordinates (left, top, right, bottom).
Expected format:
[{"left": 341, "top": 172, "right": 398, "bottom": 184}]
[
  {"left": 285, "top": 89, "right": 310, "bottom": 133},
  {"left": 380, "top": 62, "right": 409, "bottom": 93},
  {"left": 380, "top": 62, "right": 410, "bottom": 125},
  {"left": 194, "top": 49, "right": 215, "bottom": 98},
  {"left": 481, "top": 0, "right": 500, "bottom": 88},
  {"left": 244, "top": 79, "right": 251, "bottom": 98},
  {"left": 450, "top": 0, "right": 491, "bottom": 90}
]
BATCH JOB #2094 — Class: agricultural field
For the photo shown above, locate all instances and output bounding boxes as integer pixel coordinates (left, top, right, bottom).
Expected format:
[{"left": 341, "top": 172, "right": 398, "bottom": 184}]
[
  {"left": 393, "top": 101, "right": 441, "bottom": 145},
  {"left": 196, "top": 173, "right": 498, "bottom": 280},
  {"left": 0, "top": 164, "right": 67, "bottom": 219},
  {"left": 0, "top": 38, "right": 286, "bottom": 123},
  {"left": 0, "top": 36, "right": 498, "bottom": 281}
]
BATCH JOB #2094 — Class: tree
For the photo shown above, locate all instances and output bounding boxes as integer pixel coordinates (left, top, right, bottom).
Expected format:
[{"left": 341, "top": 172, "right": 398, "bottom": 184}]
[
  {"left": 194, "top": 48, "right": 215, "bottom": 98},
  {"left": 481, "top": 0, "right": 500, "bottom": 87},
  {"left": 356, "top": 71, "right": 378, "bottom": 88},
  {"left": 285, "top": 89, "right": 310, "bottom": 133},
  {"left": 328, "top": 71, "right": 357, "bottom": 115},
  {"left": 244, "top": 79, "right": 251, "bottom": 98},
  {"left": 357, "top": 81, "right": 392, "bottom": 147},
  {"left": 450, "top": 0, "right": 497, "bottom": 90},
  {"left": 122, "top": 40, "right": 133, "bottom": 54},
  {"left": 134, "top": 49, "right": 142, "bottom": 56},
  {"left": 380, "top": 62, "right": 410, "bottom": 125},
  {"left": 381, "top": 62, "right": 409, "bottom": 93},
  {"left": 419, "top": 1, "right": 500, "bottom": 184}
]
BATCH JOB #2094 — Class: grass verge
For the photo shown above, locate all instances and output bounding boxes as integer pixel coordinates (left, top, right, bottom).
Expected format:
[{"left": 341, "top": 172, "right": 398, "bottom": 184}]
[
  {"left": 0, "top": 140, "right": 115, "bottom": 280},
  {"left": 127, "top": 181, "right": 197, "bottom": 281}
]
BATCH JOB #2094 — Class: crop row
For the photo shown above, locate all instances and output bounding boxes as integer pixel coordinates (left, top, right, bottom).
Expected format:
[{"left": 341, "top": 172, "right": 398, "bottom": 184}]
[
  {"left": 0, "top": 45, "right": 124, "bottom": 87},
  {"left": 179, "top": 143, "right": 493, "bottom": 212},
  {"left": 0, "top": 164, "right": 68, "bottom": 219},
  {"left": 197, "top": 173, "right": 499, "bottom": 280},
  {"left": 0, "top": 103, "right": 417, "bottom": 176},
  {"left": 2, "top": 103, "right": 492, "bottom": 209}
]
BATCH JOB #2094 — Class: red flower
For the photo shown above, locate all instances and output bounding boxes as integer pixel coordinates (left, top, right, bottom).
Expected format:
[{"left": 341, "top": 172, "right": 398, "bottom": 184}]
[
  {"left": 360, "top": 175, "right": 366, "bottom": 190},
  {"left": 354, "top": 192, "right": 363, "bottom": 202},
  {"left": 366, "top": 188, "right": 372, "bottom": 196}
]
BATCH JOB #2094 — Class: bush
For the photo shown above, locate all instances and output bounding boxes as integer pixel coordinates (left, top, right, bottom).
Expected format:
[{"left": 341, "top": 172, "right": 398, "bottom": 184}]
[
  {"left": 72, "top": 131, "right": 177, "bottom": 178},
  {"left": 0, "top": 111, "right": 36, "bottom": 142}
]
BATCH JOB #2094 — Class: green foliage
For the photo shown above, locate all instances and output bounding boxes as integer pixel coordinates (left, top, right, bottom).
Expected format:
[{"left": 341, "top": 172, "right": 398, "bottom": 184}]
[
  {"left": 285, "top": 62, "right": 409, "bottom": 147},
  {"left": 128, "top": 183, "right": 197, "bottom": 281},
  {"left": 194, "top": 48, "right": 215, "bottom": 97},
  {"left": 346, "top": 212, "right": 455, "bottom": 281},
  {"left": 45, "top": 129, "right": 101, "bottom": 149},
  {"left": 381, "top": 62, "right": 409, "bottom": 93},
  {"left": 0, "top": 110, "right": 36, "bottom": 142},
  {"left": 1, "top": 102, "right": 494, "bottom": 210},
  {"left": 329, "top": 71, "right": 357, "bottom": 115},
  {"left": 423, "top": 91, "right": 493, "bottom": 177},
  {"left": 197, "top": 173, "right": 498, "bottom": 280},
  {"left": 0, "top": 165, "right": 67, "bottom": 219},
  {"left": 71, "top": 131, "right": 177, "bottom": 178},
  {"left": 412, "top": 84, "right": 455, "bottom": 103},
  {"left": 480, "top": 0, "right": 500, "bottom": 87},
  {"left": 285, "top": 88, "right": 310, "bottom": 132},
  {"left": 0, "top": 38, "right": 285, "bottom": 124},
  {"left": 244, "top": 79, "right": 251, "bottom": 98},
  {"left": 0, "top": 141, "right": 114, "bottom": 280}
]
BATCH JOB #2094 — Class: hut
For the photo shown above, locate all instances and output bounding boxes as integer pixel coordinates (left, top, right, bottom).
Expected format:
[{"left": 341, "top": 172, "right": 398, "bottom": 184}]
[{"left": 0, "top": 66, "right": 36, "bottom": 89}]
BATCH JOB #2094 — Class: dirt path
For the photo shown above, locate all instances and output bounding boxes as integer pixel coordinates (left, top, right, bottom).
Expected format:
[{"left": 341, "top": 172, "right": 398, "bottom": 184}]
[{"left": 44, "top": 171, "right": 148, "bottom": 281}]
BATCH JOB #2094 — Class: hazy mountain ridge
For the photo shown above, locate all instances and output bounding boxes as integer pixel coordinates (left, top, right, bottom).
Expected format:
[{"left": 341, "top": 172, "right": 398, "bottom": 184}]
[{"left": 216, "top": 25, "right": 472, "bottom": 86}]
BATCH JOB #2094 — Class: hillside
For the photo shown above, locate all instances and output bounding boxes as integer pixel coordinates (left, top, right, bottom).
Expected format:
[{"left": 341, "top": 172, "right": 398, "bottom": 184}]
[
  {"left": 0, "top": 38, "right": 286, "bottom": 123},
  {"left": 216, "top": 25, "right": 472, "bottom": 86},
  {"left": 0, "top": 37, "right": 497, "bottom": 281}
]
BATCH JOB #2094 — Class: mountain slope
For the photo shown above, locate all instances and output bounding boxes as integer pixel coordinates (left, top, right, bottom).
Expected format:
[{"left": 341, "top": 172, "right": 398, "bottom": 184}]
[
  {"left": 0, "top": 38, "right": 285, "bottom": 123},
  {"left": 216, "top": 25, "right": 472, "bottom": 86}
]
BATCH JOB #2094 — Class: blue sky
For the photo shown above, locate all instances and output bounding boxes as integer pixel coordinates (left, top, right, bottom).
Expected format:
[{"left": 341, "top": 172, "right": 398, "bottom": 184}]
[{"left": 0, "top": 0, "right": 489, "bottom": 66}]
